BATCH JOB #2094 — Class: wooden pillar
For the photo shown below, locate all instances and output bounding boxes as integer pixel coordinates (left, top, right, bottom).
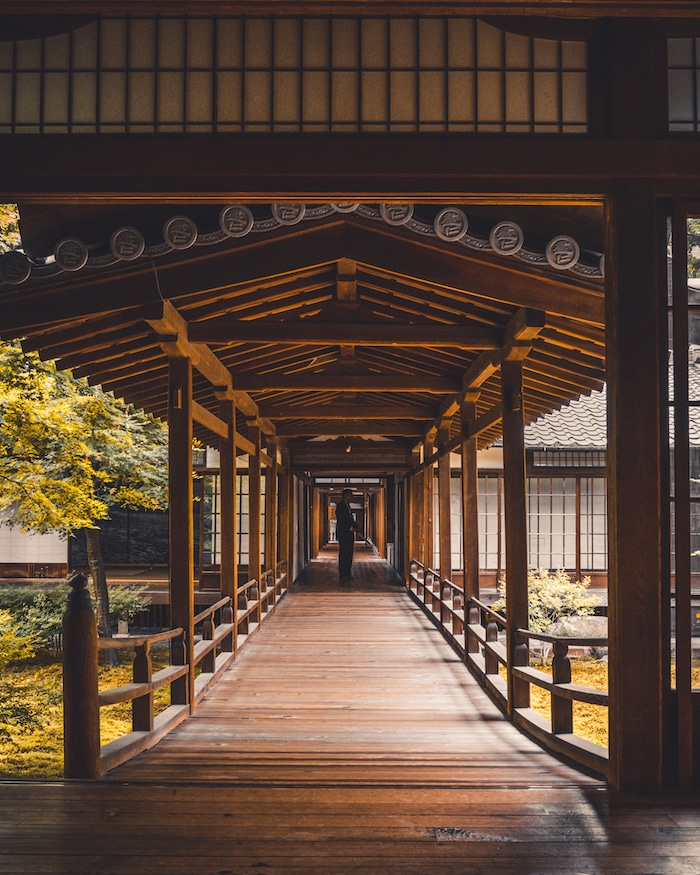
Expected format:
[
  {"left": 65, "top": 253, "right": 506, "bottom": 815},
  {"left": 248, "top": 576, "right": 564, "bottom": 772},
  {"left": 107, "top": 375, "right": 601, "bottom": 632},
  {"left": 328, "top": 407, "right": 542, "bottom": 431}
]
[
  {"left": 279, "top": 448, "right": 291, "bottom": 580},
  {"left": 247, "top": 424, "right": 262, "bottom": 590},
  {"left": 168, "top": 356, "right": 195, "bottom": 708},
  {"left": 376, "top": 486, "right": 386, "bottom": 558},
  {"left": 606, "top": 181, "right": 667, "bottom": 792},
  {"left": 218, "top": 399, "right": 237, "bottom": 600},
  {"left": 424, "top": 436, "right": 435, "bottom": 570},
  {"left": 265, "top": 441, "right": 279, "bottom": 576},
  {"left": 406, "top": 451, "right": 421, "bottom": 570},
  {"left": 461, "top": 397, "right": 480, "bottom": 602},
  {"left": 218, "top": 398, "right": 237, "bottom": 649},
  {"left": 501, "top": 359, "right": 530, "bottom": 716},
  {"left": 438, "top": 423, "right": 452, "bottom": 580}
]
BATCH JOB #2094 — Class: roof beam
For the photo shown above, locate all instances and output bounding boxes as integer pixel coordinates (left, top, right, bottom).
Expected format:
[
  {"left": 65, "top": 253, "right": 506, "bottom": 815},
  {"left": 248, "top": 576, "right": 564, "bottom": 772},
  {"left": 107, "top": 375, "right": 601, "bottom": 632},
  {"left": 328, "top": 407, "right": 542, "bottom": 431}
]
[
  {"left": 418, "top": 307, "right": 546, "bottom": 446},
  {"left": 276, "top": 421, "right": 424, "bottom": 437},
  {"left": 235, "top": 374, "right": 460, "bottom": 393},
  {"left": 260, "top": 403, "right": 437, "bottom": 420},
  {"left": 188, "top": 320, "right": 503, "bottom": 349},
  {"left": 146, "top": 300, "right": 260, "bottom": 420}
]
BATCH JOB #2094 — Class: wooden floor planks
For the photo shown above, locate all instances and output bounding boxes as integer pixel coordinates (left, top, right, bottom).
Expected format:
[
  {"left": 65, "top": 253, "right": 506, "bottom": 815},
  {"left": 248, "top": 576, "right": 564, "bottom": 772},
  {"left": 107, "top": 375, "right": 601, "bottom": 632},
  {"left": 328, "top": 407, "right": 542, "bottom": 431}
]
[{"left": 2, "top": 545, "right": 700, "bottom": 874}]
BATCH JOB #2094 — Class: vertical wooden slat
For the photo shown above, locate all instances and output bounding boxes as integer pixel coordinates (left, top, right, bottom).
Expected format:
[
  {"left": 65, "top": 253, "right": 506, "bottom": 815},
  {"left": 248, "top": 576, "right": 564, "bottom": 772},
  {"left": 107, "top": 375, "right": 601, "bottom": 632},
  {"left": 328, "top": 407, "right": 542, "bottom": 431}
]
[
  {"left": 606, "top": 181, "right": 665, "bottom": 792},
  {"left": 501, "top": 359, "right": 530, "bottom": 715},
  {"left": 168, "top": 355, "right": 195, "bottom": 708}
]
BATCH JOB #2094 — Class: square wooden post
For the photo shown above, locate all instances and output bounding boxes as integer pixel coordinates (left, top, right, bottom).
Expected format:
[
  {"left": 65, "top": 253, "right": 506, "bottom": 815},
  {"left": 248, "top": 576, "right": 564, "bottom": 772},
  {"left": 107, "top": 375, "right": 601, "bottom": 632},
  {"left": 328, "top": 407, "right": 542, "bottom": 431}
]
[
  {"left": 247, "top": 424, "right": 262, "bottom": 598},
  {"left": 218, "top": 397, "right": 237, "bottom": 651},
  {"left": 424, "top": 436, "right": 435, "bottom": 570},
  {"left": 265, "top": 441, "right": 279, "bottom": 577},
  {"left": 438, "top": 423, "right": 453, "bottom": 581},
  {"left": 501, "top": 359, "right": 530, "bottom": 716},
  {"left": 606, "top": 181, "right": 667, "bottom": 792},
  {"left": 278, "top": 448, "right": 292, "bottom": 582},
  {"left": 168, "top": 355, "right": 195, "bottom": 708},
  {"left": 461, "top": 397, "right": 480, "bottom": 603}
]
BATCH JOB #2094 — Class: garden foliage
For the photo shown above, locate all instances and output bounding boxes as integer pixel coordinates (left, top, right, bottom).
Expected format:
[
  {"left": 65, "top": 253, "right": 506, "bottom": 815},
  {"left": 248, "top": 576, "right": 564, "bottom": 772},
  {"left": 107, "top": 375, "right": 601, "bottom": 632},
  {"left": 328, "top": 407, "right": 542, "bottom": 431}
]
[{"left": 491, "top": 566, "right": 600, "bottom": 633}]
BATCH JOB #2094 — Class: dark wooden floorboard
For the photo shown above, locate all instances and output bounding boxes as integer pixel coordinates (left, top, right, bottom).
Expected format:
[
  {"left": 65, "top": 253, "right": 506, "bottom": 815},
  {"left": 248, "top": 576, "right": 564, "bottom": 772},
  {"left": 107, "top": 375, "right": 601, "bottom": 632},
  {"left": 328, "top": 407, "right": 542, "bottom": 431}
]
[{"left": 1, "top": 545, "right": 700, "bottom": 874}]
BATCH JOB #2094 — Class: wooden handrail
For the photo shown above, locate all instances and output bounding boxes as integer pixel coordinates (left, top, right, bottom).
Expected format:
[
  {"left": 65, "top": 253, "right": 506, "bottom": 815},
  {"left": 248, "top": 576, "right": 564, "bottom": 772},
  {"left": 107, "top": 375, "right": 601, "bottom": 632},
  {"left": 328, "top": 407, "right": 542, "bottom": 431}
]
[
  {"left": 62, "top": 564, "right": 289, "bottom": 778},
  {"left": 97, "top": 627, "right": 184, "bottom": 649},
  {"left": 406, "top": 560, "right": 609, "bottom": 779}
]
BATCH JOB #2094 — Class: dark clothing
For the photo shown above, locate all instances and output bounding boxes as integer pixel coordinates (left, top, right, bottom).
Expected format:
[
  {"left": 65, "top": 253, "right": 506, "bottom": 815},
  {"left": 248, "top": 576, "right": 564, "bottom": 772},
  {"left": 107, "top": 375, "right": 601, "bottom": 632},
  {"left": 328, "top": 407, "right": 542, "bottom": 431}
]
[{"left": 335, "top": 499, "right": 356, "bottom": 579}]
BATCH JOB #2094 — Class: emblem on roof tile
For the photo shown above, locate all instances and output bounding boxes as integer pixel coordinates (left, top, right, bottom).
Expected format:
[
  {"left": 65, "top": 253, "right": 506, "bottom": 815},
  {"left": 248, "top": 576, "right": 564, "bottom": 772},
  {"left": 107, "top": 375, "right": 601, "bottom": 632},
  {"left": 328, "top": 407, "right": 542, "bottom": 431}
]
[
  {"left": 380, "top": 203, "right": 414, "bottom": 226},
  {"left": 54, "top": 238, "right": 88, "bottom": 271},
  {"left": 0, "top": 250, "right": 31, "bottom": 284},
  {"left": 434, "top": 208, "right": 468, "bottom": 242},
  {"left": 272, "top": 203, "right": 306, "bottom": 225},
  {"left": 332, "top": 203, "right": 360, "bottom": 213},
  {"left": 219, "top": 205, "right": 254, "bottom": 238},
  {"left": 546, "top": 235, "right": 580, "bottom": 270},
  {"left": 490, "top": 221, "right": 524, "bottom": 256},
  {"left": 110, "top": 227, "right": 145, "bottom": 261},
  {"left": 163, "top": 216, "right": 198, "bottom": 250}
]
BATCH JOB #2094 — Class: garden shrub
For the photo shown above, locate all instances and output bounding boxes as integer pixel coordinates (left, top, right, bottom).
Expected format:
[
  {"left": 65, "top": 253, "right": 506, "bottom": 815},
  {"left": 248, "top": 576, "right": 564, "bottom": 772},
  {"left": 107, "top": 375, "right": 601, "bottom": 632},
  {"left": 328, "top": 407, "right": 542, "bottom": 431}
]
[{"left": 491, "top": 567, "right": 601, "bottom": 633}]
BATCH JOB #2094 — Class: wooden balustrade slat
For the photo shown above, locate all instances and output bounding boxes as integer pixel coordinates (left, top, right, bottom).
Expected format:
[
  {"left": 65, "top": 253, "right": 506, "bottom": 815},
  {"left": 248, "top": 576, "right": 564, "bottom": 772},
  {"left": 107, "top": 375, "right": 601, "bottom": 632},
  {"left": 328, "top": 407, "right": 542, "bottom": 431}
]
[
  {"left": 97, "top": 627, "right": 185, "bottom": 649},
  {"left": 98, "top": 664, "right": 189, "bottom": 706}
]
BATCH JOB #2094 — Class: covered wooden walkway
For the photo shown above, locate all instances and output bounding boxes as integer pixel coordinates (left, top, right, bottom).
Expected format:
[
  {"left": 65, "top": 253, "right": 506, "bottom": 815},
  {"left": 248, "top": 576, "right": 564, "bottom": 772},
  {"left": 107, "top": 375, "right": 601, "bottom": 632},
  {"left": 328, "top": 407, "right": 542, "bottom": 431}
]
[{"left": 3, "top": 550, "right": 700, "bottom": 874}]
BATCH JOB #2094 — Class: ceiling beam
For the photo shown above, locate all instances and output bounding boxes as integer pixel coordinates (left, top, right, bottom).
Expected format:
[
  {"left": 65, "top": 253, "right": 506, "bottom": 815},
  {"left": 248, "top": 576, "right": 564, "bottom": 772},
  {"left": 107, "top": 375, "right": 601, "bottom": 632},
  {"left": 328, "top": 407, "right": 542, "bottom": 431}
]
[
  {"left": 188, "top": 319, "right": 503, "bottom": 349},
  {"left": 260, "top": 403, "right": 437, "bottom": 420},
  {"left": 276, "top": 421, "right": 425, "bottom": 437},
  {"left": 146, "top": 300, "right": 260, "bottom": 420},
  {"left": 235, "top": 374, "right": 460, "bottom": 393},
  {"left": 6, "top": 136, "right": 700, "bottom": 202}
]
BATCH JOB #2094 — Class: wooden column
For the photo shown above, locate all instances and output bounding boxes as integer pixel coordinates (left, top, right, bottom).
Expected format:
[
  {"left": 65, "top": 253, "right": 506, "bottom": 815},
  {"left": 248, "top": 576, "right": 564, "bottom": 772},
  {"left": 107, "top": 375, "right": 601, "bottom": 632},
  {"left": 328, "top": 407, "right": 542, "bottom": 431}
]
[
  {"left": 424, "top": 436, "right": 436, "bottom": 570},
  {"left": 438, "top": 423, "right": 453, "bottom": 580},
  {"left": 218, "top": 398, "right": 238, "bottom": 649},
  {"left": 500, "top": 359, "right": 530, "bottom": 716},
  {"left": 406, "top": 451, "right": 421, "bottom": 570},
  {"left": 247, "top": 424, "right": 262, "bottom": 590},
  {"left": 376, "top": 487, "right": 386, "bottom": 558},
  {"left": 606, "top": 181, "right": 667, "bottom": 792},
  {"left": 168, "top": 356, "right": 195, "bottom": 708},
  {"left": 279, "top": 448, "right": 292, "bottom": 580},
  {"left": 461, "top": 396, "right": 480, "bottom": 603},
  {"left": 265, "top": 442, "right": 279, "bottom": 576}
]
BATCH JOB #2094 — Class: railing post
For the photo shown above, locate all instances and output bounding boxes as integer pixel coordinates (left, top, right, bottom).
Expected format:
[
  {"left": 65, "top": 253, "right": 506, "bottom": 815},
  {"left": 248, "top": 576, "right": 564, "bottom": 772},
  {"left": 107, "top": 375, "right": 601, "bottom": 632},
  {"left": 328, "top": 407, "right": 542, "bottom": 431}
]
[
  {"left": 551, "top": 640, "right": 573, "bottom": 734},
  {"left": 201, "top": 613, "right": 216, "bottom": 673},
  {"left": 221, "top": 599, "right": 234, "bottom": 653},
  {"left": 62, "top": 573, "right": 100, "bottom": 779},
  {"left": 171, "top": 630, "right": 188, "bottom": 706},
  {"left": 484, "top": 614, "right": 500, "bottom": 675},
  {"left": 467, "top": 602, "right": 480, "bottom": 654},
  {"left": 441, "top": 580, "right": 452, "bottom": 625},
  {"left": 512, "top": 631, "right": 531, "bottom": 709},
  {"left": 132, "top": 642, "right": 154, "bottom": 732},
  {"left": 452, "top": 590, "right": 464, "bottom": 636}
]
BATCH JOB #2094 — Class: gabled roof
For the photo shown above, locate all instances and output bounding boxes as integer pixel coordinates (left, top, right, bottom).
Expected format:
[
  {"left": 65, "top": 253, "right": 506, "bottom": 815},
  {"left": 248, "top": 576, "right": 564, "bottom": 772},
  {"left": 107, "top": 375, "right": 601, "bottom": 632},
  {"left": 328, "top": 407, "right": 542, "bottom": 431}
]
[{"left": 0, "top": 202, "right": 606, "bottom": 473}]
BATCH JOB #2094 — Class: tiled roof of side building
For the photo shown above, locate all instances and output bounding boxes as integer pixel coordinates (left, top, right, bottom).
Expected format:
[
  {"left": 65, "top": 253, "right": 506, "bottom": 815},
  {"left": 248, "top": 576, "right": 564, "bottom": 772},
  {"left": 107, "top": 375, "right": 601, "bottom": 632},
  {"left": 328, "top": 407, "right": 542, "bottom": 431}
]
[{"left": 524, "top": 353, "right": 700, "bottom": 449}]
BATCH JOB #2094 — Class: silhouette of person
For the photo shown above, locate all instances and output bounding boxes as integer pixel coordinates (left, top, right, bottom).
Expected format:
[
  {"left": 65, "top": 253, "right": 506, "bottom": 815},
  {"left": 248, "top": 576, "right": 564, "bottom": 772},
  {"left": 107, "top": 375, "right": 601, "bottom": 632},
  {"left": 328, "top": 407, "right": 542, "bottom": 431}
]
[{"left": 335, "top": 488, "right": 358, "bottom": 583}]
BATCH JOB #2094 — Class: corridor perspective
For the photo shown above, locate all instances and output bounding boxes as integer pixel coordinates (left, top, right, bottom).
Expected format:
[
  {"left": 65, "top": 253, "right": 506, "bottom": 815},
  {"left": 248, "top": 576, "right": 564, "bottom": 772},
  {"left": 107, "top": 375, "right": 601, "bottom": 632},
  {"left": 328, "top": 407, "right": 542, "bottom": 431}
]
[{"left": 3, "top": 548, "right": 700, "bottom": 875}]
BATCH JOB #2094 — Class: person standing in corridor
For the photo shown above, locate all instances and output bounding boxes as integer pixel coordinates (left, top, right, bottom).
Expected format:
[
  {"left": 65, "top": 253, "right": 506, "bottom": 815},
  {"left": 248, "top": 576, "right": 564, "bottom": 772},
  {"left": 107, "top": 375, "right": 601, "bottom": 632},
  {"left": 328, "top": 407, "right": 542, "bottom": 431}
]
[{"left": 335, "top": 488, "right": 358, "bottom": 584}]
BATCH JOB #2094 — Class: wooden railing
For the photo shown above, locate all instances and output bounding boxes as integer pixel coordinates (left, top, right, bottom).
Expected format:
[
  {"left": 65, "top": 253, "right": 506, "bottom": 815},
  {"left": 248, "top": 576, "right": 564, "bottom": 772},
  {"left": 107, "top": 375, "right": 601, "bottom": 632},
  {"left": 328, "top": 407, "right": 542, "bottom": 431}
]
[
  {"left": 63, "top": 564, "right": 288, "bottom": 778},
  {"left": 407, "top": 560, "right": 609, "bottom": 778}
]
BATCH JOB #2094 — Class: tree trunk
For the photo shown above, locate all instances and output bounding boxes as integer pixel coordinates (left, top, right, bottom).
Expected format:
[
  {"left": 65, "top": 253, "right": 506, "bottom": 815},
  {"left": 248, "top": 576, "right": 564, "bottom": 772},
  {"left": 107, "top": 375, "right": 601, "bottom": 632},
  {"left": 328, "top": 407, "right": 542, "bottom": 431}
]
[{"left": 84, "top": 526, "right": 117, "bottom": 667}]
